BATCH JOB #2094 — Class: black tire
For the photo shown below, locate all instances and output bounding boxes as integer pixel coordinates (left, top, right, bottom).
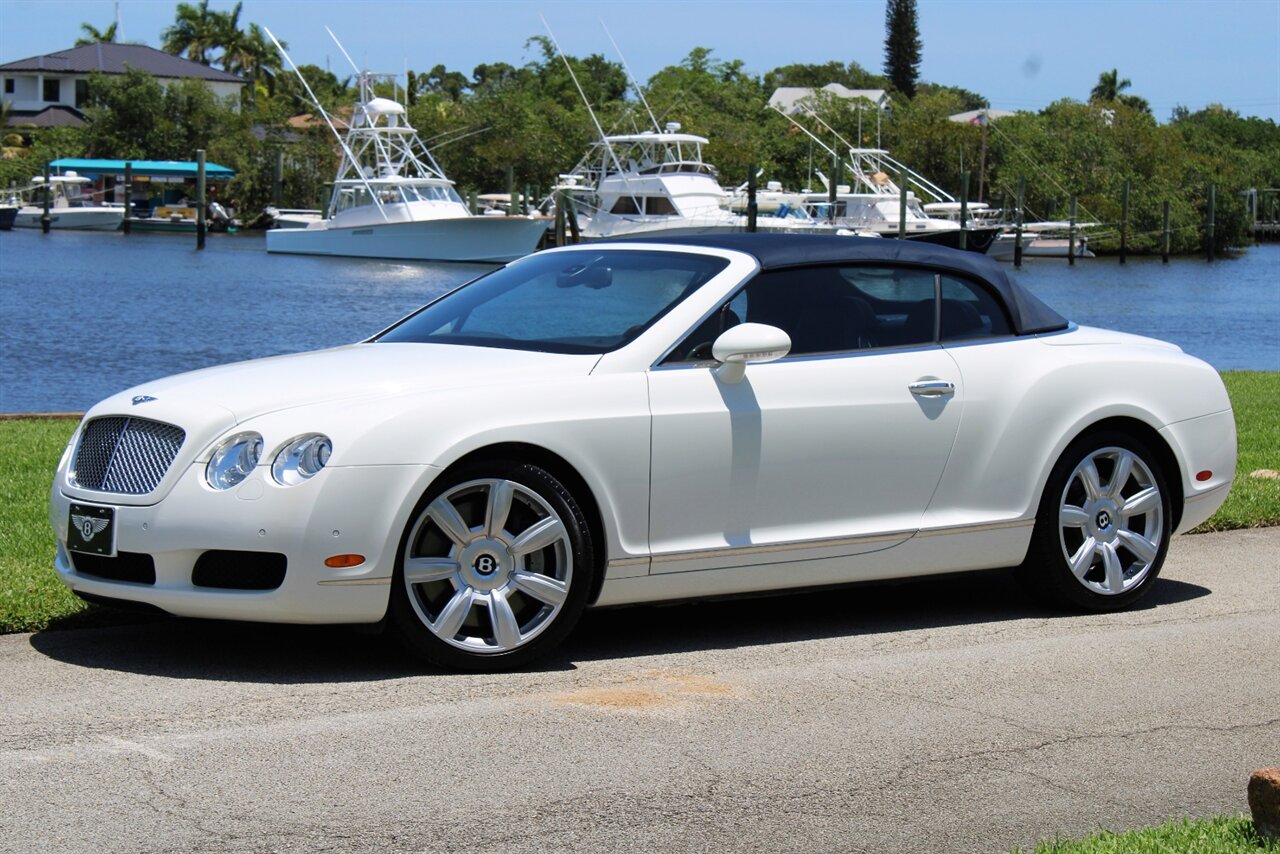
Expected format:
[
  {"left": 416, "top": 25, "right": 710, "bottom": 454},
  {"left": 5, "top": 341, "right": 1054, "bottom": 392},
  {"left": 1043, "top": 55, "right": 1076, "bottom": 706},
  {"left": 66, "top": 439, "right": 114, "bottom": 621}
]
[
  {"left": 388, "top": 459, "right": 595, "bottom": 671},
  {"left": 1018, "top": 430, "right": 1172, "bottom": 611}
]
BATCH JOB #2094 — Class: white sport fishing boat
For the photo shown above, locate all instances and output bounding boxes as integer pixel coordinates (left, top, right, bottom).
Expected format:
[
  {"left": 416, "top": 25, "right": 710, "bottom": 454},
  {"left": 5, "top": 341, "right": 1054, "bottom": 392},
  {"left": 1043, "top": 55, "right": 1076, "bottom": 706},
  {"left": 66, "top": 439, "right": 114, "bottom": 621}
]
[
  {"left": 9, "top": 173, "right": 123, "bottom": 231},
  {"left": 559, "top": 123, "right": 837, "bottom": 240},
  {"left": 265, "top": 66, "right": 545, "bottom": 263},
  {"left": 797, "top": 148, "right": 1000, "bottom": 253}
]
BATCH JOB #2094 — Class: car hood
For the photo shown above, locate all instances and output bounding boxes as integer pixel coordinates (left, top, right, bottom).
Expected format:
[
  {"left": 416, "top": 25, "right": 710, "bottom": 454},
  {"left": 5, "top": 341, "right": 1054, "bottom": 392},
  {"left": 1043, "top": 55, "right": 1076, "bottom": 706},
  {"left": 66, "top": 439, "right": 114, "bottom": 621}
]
[{"left": 96, "top": 343, "right": 602, "bottom": 423}]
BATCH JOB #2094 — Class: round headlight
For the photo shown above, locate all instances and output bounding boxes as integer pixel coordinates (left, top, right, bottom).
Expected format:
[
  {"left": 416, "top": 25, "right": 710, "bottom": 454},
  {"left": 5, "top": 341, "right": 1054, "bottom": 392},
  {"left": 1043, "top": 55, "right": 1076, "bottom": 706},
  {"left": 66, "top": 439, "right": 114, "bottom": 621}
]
[
  {"left": 206, "top": 432, "right": 263, "bottom": 490},
  {"left": 272, "top": 434, "right": 332, "bottom": 486}
]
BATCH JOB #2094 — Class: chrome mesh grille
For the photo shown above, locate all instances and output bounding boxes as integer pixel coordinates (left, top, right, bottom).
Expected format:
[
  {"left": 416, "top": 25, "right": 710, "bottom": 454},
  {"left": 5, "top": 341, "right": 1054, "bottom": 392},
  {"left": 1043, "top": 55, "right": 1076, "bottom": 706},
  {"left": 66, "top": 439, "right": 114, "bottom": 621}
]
[{"left": 72, "top": 417, "right": 186, "bottom": 495}]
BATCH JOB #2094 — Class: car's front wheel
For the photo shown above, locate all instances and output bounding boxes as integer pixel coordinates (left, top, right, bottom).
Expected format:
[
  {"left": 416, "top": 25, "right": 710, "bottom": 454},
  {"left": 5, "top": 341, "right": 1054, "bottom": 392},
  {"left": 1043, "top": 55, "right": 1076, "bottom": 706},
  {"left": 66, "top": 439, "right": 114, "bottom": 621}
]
[
  {"left": 389, "top": 460, "right": 594, "bottom": 671},
  {"left": 1020, "top": 431, "right": 1171, "bottom": 610}
]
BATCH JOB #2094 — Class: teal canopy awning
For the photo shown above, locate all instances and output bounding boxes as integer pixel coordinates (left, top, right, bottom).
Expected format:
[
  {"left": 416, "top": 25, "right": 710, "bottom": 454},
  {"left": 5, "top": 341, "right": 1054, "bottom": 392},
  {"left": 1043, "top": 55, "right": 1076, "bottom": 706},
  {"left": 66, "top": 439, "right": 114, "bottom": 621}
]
[{"left": 49, "top": 158, "right": 236, "bottom": 179}]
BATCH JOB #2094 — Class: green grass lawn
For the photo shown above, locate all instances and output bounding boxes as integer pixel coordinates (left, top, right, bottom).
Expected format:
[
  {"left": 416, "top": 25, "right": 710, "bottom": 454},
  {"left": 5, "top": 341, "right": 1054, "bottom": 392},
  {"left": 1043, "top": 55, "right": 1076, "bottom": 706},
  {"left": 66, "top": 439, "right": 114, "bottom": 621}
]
[
  {"left": 1022, "top": 814, "right": 1279, "bottom": 852},
  {"left": 1195, "top": 371, "right": 1280, "bottom": 531},
  {"left": 0, "top": 417, "right": 83, "bottom": 633},
  {"left": 1, "top": 371, "right": 1276, "bottom": 635}
]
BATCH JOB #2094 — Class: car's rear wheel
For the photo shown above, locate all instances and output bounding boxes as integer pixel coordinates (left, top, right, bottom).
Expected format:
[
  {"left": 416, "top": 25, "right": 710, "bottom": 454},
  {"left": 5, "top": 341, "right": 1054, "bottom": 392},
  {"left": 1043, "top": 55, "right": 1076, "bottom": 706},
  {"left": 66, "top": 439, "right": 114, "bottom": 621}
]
[
  {"left": 389, "top": 460, "right": 594, "bottom": 671},
  {"left": 1020, "top": 431, "right": 1171, "bottom": 610}
]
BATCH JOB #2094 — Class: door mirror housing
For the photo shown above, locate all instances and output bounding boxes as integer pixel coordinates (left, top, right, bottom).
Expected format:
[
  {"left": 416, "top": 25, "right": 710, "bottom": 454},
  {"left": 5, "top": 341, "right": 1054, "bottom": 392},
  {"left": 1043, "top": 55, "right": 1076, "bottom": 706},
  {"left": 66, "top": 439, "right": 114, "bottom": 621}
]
[{"left": 711, "top": 323, "right": 791, "bottom": 384}]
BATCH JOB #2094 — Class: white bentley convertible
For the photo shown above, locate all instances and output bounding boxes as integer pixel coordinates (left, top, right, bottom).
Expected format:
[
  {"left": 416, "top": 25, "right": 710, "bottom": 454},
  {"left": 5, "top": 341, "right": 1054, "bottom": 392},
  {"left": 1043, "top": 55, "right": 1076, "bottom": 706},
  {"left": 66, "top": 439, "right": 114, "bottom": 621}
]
[{"left": 50, "top": 235, "right": 1236, "bottom": 670}]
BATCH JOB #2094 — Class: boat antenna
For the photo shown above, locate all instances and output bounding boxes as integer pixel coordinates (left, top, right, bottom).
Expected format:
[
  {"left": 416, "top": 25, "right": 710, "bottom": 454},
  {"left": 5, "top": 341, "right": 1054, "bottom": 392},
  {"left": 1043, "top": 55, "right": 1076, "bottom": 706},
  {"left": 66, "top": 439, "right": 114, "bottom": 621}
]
[
  {"left": 540, "top": 14, "right": 639, "bottom": 208},
  {"left": 600, "top": 19, "right": 660, "bottom": 132},
  {"left": 265, "top": 26, "right": 389, "bottom": 222}
]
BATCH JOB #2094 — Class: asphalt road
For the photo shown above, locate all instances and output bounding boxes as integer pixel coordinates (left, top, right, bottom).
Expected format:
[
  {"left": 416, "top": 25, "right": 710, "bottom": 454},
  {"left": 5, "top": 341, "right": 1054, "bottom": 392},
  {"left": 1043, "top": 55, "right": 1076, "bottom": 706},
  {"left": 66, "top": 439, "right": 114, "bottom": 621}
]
[{"left": 2, "top": 527, "right": 1277, "bottom": 854}]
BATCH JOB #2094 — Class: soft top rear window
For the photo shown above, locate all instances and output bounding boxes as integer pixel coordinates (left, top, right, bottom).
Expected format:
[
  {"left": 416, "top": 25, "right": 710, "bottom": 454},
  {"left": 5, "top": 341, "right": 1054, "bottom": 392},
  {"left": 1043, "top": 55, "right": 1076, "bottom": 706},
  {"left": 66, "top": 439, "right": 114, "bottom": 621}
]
[{"left": 376, "top": 250, "right": 728, "bottom": 354}]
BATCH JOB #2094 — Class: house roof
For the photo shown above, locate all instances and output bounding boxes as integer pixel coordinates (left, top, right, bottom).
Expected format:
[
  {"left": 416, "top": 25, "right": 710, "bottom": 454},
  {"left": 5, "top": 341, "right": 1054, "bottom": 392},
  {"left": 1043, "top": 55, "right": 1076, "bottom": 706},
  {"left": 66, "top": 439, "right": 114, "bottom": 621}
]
[
  {"left": 0, "top": 43, "right": 244, "bottom": 84},
  {"left": 769, "top": 84, "right": 891, "bottom": 115},
  {"left": 948, "top": 108, "right": 1017, "bottom": 125},
  {"left": 4, "top": 105, "right": 86, "bottom": 128}
]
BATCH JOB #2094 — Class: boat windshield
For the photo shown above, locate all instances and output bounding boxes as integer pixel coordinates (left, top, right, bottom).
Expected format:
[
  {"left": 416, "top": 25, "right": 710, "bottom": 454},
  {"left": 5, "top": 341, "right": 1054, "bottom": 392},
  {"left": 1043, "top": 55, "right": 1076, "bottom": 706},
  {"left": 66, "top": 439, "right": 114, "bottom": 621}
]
[
  {"left": 375, "top": 250, "right": 728, "bottom": 354},
  {"left": 335, "top": 182, "right": 463, "bottom": 211}
]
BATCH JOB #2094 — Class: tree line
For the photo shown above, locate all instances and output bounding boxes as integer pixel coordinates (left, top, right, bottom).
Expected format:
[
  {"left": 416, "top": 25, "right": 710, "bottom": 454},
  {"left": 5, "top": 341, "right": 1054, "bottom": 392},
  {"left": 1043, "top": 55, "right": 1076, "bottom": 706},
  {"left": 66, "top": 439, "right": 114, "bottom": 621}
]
[{"left": 2, "top": 0, "right": 1277, "bottom": 253}]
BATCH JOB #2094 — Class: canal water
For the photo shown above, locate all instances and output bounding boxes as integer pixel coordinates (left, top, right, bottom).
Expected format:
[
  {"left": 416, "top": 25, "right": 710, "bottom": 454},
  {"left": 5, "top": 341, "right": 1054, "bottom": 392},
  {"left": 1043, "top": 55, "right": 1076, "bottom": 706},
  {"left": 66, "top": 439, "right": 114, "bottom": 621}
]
[{"left": 1, "top": 229, "right": 1277, "bottom": 413}]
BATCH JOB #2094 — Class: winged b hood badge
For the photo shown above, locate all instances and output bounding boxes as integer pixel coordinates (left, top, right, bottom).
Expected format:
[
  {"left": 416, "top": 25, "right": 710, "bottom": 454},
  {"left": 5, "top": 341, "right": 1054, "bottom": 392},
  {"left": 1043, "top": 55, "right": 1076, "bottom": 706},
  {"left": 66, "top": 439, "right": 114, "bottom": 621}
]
[{"left": 132, "top": 395, "right": 157, "bottom": 405}]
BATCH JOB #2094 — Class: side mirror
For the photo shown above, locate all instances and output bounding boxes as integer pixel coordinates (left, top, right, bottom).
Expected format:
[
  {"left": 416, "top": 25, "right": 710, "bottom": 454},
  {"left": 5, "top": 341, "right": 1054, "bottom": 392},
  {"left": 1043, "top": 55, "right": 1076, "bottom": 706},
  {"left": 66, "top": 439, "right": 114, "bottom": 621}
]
[{"left": 711, "top": 323, "right": 791, "bottom": 384}]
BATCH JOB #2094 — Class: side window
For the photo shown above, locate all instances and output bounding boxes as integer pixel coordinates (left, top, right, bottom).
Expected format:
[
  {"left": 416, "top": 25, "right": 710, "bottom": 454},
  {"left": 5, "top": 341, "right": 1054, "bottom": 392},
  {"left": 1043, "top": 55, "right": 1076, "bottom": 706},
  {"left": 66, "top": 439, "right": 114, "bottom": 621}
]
[
  {"left": 836, "top": 267, "right": 936, "bottom": 347},
  {"left": 663, "top": 265, "right": 936, "bottom": 362},
  {"left": 938, "top": 275, "right": 1011, "bottom": 341},
  {"left": 609, "top": 196, "right": 640, "bottom": 215}
]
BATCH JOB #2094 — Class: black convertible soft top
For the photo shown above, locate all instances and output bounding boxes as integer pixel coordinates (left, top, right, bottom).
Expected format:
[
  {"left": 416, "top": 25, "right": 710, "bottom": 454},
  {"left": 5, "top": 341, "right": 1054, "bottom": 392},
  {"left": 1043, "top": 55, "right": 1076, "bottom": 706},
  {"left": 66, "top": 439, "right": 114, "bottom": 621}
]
[{"left": 620, "top": 233, "right": 1069, "bottom": 336}]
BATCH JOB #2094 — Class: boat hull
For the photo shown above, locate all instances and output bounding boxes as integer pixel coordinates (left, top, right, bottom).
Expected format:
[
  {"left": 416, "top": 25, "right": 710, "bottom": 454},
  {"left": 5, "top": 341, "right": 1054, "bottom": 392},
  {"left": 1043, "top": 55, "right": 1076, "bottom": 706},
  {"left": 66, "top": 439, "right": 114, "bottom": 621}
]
[
  {"left": 265, "top": 215, "right": 549, "bottom": 262},
  {"left": 988, "top": 235, "right": 1094, "bottom": 260},
  {"left": 11, "top": 207, "right": 123, "bottom": 231}
]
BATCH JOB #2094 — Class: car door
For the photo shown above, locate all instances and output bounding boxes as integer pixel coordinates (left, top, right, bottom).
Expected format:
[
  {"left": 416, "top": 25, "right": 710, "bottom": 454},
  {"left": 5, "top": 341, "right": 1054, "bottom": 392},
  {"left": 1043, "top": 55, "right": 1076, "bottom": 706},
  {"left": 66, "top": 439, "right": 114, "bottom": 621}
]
[{"left": 646, "top": 264, "right": 964, "bottom": 574}]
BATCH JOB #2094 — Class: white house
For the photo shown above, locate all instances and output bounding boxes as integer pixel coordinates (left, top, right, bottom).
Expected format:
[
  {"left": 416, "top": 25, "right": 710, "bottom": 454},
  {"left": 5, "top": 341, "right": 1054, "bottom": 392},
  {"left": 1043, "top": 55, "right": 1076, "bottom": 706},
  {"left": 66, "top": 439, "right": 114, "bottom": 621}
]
[
  {"left": 1, "top": 42, "right": 245, "bottom": 127},
  {"left": 768, "top": 83, "right": 892, "bottom": 116}
]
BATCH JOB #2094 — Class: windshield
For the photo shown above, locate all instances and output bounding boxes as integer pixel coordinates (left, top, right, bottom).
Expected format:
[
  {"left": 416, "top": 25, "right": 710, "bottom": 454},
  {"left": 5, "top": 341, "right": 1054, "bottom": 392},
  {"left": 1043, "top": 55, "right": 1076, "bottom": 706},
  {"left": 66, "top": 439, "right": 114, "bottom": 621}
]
[{"left": 375, "top": 250, "right": 728, "bottom": 354}]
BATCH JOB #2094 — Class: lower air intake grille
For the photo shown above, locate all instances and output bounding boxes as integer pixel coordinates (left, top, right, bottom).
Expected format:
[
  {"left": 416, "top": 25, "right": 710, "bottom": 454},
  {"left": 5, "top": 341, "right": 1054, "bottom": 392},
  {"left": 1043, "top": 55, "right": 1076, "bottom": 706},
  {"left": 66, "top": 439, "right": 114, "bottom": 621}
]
[
  {"left": 192, "top": 551, "right": 287, "bottom": 590},
  {"left": 71, "top": 551, "right": 157, "bottom": 585},
  {"left": 73, "top": 416, "right": 185, "bottom": 495}
]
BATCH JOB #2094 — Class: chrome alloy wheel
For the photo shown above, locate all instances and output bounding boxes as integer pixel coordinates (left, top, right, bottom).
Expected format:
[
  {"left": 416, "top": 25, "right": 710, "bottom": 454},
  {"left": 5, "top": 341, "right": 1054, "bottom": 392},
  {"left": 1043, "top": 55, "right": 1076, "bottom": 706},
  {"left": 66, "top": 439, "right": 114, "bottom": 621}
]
[
  {"left": 402, "top": 478, "right": 573, "bottom": 654},
  {"left": 1057, "top": 446, "right": 1164, "bottom": 596}
]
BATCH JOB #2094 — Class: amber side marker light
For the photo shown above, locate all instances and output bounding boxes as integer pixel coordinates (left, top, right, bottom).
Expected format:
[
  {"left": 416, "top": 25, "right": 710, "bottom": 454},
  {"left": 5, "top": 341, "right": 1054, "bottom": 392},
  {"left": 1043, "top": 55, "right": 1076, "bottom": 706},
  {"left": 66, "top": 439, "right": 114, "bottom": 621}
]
[
  {"left": 1196, "top": 470, "right": 1213, "bottom": 482},
  {"left": 325, "top": 554, "right": 366, "bottom": 568}
]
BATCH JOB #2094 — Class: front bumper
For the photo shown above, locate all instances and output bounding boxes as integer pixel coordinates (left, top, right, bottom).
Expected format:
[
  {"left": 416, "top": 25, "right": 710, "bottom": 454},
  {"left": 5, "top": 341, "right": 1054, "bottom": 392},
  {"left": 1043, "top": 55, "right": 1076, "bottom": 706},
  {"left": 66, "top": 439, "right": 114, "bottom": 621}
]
[{"left": 50, "top": 462, "right": 433, "bottom": 623}]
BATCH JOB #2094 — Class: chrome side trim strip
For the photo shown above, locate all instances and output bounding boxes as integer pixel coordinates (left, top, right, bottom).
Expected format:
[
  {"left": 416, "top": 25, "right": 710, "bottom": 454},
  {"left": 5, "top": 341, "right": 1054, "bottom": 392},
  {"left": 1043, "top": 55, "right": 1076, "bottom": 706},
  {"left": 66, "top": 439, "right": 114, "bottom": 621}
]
[
  {"left": 651, "top": 529, "right": 914, "bottom": 564},
  {"left": 644, "top": 519, "right": 1035, "bottom": 565},
  {"left": 915, "top": 519, "right": 1035, "bottom": 537},
  {"left": 607, "top": 557, "right": 649, "bottom": 569},
  {"left": 317, "top": 577, "right": 392, "bottom": 586}
]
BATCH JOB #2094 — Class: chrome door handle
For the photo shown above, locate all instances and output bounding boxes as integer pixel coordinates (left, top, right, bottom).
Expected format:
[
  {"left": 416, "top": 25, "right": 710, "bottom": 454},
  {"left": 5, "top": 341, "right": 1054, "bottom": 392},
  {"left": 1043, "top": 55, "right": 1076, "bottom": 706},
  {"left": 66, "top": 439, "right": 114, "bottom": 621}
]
[{"left": 909, "top": 380, "right": 955, "bottom": 397}]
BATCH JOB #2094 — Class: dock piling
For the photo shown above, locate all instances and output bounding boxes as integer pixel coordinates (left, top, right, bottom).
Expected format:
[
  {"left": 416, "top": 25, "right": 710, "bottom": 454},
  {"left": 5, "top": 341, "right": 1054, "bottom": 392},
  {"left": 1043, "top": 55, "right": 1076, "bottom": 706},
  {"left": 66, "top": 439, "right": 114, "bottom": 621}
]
[
  {"left": 746, "top": 164, "right": 758, "bottom": 233},
  {"left": 1068, "top": 195, "right": 1078, "bottom": 267},
  {"left": 898, "top": 168, "right": 907, "bottom": 239},
  {"left": 273, "top": 150, "right": 284, "bottom": 208},
  {"left": 41, "top": 161, "right": 51, "bottom": 234},
  {"left": 1120, "top": 178, "right": 1130, "bottom": 264},
  {"left": 1013, "top": 176, "right": 1025, "bottom": 268},
  {"left": 564, "top": 192, "right": 580, "bottom": 244},
  {"left": 958, "top": 171, "right": 969, "bottom": 252},
  {"left": 196, "top": 149, "right": 206, "bottom": 251},
  {"left": 554, "top": 190, "right": 566, "bottom": 246},
  {"left": 122, "top": 162, "right": 132, "bottom": 235},
  {"left": 1162, "top": 201, "right": 1171, "bottom": 263},
  {"left": 1206, "top": 183, "right": 1216, "bottom": 261},
  {"left": 827, "top": 153, "right": 838, "bottom": 224}
]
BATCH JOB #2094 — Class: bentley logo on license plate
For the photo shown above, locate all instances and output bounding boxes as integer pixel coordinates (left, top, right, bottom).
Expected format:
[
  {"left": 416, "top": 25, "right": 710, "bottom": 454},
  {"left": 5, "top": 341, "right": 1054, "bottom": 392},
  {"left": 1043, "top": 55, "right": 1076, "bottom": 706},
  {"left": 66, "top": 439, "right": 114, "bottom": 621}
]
[{"left": 68, "top": 503, "right": 116, "bottom": 557}]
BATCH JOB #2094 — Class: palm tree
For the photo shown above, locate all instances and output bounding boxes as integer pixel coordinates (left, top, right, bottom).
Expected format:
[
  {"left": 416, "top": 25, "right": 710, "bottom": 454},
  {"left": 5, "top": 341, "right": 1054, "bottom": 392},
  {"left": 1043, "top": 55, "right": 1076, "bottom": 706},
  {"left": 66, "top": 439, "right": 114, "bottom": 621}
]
[
  {"left": 161, "top": 0, "right": 221, "bottom": 65},
  {"left": 1090, "top": 68, "right": 1132, "bottom": 103},
  {"left": 224, "top": 23, "right": 286, "bottom": 106},
  {"left": 74, "top": 21, "right": 118, "bottom": 46},
  {"left": 215, "top": 2, "right": 245, "bottom": 70}
]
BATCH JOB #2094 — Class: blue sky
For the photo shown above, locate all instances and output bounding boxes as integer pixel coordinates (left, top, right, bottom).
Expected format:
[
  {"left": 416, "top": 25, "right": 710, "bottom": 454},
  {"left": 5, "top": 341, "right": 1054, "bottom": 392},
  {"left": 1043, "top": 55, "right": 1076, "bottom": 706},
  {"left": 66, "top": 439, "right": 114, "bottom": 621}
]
[{"left": 2, "top": 0, "right": 1277, "bottom": 122}]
